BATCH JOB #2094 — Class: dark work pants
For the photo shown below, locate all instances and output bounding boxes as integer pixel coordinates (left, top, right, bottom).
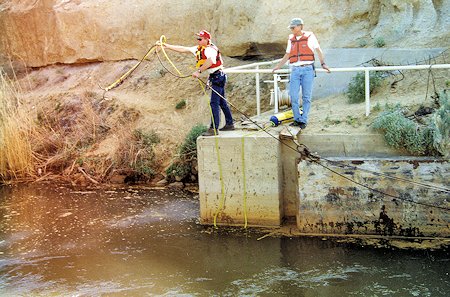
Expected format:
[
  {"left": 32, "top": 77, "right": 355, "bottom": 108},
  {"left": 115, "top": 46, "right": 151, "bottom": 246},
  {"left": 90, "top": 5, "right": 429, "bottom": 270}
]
[{"left": 208, "top": 70, "right": 233, "bottom": 130}]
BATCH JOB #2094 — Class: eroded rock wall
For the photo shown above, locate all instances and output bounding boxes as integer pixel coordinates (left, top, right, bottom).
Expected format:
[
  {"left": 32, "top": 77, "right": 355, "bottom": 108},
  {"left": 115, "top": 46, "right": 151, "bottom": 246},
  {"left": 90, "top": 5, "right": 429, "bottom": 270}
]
[{"left": 1, "top": 0, "right": 449, "bottom": 67}]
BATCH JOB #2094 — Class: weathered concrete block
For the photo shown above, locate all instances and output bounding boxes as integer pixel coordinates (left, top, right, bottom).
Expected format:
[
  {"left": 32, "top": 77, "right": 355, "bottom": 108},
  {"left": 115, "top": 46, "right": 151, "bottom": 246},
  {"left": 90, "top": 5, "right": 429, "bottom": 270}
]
[
  {"left": 297, "top": 157, "right": 450, "bottom": 237},
  {"left": 197, "top": 132, "right": 281, "bottom": 226}
]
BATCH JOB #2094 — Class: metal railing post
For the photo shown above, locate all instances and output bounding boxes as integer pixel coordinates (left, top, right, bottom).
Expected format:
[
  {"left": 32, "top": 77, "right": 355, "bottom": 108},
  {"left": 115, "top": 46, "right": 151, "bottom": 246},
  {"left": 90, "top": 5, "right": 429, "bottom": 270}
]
[
  {"left": 365, "top": 69, "right": 370, "bottom": 116},
  {"left": 273, "top": 74, "right": 279, "bottom": 113},
  {"left": 256, "top": 65, "right": 260, "bottom": 116}
]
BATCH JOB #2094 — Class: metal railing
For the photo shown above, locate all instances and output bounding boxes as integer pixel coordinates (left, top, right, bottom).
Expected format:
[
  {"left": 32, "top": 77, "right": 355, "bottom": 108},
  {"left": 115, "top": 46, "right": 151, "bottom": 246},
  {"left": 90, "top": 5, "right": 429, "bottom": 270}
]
[{"left": 224, "top": 61, "right": 450, "bottom": 117}]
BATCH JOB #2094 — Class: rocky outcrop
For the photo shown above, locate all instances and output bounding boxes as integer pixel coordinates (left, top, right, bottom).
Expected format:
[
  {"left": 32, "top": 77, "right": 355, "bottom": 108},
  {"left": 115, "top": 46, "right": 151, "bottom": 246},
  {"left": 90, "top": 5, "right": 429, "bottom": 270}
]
[{"left": 1, "top": 0, "right": 449, "bottom": 67}]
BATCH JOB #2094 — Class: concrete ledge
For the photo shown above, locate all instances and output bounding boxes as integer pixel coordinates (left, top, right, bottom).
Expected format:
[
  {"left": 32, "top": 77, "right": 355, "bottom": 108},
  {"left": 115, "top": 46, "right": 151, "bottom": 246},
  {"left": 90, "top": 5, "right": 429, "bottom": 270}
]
[
  {"left": 299, "top": 133, "right": 406, "bottom": 157},
  {"left": 297, "top": 158, "right": 450, "bottom": 237}
]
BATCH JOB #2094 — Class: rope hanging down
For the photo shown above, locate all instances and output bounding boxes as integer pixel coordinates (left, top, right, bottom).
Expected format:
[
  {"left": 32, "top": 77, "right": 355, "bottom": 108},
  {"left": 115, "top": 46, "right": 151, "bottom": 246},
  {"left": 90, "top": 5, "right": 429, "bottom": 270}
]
[{"left": 100, "top": 45, "right": 157, "bottom": 94}]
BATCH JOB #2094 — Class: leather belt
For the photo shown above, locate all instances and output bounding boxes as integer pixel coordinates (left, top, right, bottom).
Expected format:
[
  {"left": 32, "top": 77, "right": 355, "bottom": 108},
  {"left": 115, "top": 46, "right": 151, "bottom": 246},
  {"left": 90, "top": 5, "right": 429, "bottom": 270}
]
[{"left": 293, "top": 64, "right": 313, "bottom": 67}]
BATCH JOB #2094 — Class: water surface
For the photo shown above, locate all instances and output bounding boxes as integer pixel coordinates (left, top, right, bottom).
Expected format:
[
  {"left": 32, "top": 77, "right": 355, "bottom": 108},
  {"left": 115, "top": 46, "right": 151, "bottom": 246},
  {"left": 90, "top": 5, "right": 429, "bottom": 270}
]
[{"left": 0, "top": 183, "right": 448, "bottom": 296}]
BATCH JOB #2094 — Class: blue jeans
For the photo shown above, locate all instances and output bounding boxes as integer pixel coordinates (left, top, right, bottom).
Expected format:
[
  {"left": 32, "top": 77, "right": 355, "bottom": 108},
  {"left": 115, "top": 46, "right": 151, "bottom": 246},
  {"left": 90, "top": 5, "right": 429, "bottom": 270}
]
[
  {"left": 209, "top": 70, "right": 233, "bottom": 129},
  {"left": 289, "top": 65, "right": 314, "bottom": 124}
]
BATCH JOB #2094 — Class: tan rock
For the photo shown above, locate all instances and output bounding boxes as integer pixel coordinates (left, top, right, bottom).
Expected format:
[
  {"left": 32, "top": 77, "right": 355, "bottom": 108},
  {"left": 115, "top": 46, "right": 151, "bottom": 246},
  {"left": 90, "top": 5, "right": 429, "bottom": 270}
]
[{"left": 1, "top": 0, "right": 449, "bottom": 67}]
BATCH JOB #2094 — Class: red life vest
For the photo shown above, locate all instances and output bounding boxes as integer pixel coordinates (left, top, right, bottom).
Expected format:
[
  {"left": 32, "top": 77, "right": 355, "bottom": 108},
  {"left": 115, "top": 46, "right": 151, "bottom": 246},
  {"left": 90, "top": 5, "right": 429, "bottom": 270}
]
[
  {"left": 195, "top": 43, "right": 222, "bottom": 69},
  {"left": 289, "top": 34, "right": 315, "bottom": 63}
]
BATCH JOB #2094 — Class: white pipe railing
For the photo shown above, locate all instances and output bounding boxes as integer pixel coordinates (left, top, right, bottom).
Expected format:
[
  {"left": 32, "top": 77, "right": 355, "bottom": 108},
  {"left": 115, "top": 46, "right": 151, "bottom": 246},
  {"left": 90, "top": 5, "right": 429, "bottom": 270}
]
[
  {"left": 226, "top": 59, "right": 281, "bottom": 71},
  {"left": 255, "top": 65, "right": 260, "bottom": 115},
  {"left": 223, "top": 63, "right": 450, "bottom": 117}
]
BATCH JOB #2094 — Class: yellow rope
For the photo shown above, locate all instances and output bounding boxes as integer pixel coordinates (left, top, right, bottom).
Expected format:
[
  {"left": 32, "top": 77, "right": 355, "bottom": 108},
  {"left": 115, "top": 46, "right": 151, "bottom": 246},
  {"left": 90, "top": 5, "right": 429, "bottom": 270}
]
[
  {"left": 100, "top": 45, "right": 157, "bottom": 92},
  {"left": 241, "top": 137, "right": 248, "bottom": 228},
  {"left": 239, "top": 123, "right": 274, "bottom": 228},
  {"left": 156, "top": 35, "right": 226, "bottom": 228},
  {"left": 158, "top": 36, "right": 183, "bottom": 76}
]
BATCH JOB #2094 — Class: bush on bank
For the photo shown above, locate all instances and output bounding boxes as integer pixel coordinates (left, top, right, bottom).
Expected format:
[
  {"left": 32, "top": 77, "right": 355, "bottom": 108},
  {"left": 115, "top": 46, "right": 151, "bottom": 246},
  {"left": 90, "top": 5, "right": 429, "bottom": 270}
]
[
  {"left": 166, "top": 124, "right": 207, "bottom": 182},
  {"left": 372, "top": 91, "right": 449, "bottom": 157},
  {"left": 347, "top": 72, "right": 384, "bottom": 104}
]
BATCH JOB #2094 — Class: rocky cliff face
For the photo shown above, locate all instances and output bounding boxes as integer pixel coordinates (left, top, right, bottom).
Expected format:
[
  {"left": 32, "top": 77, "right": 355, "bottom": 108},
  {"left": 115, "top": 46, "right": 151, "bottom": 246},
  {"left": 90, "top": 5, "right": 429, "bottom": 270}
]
[{"left": 1, "top": 0, "right": 449, "bottom": 67}]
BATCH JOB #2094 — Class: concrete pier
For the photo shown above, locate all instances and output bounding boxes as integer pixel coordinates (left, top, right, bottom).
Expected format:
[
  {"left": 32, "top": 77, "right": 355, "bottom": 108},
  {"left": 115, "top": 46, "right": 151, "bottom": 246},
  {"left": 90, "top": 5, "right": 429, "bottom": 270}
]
[{"left": 197, "top": 132, "right": 282, "bottom": 226}]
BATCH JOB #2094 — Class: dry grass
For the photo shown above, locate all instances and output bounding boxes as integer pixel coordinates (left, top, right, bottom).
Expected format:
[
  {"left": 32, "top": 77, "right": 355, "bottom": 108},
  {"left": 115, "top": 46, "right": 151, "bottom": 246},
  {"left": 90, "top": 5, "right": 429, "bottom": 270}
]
[
  {"left": 0, "top": 70, "right": 35, "bottom": 180},
  {"left": 32, "top": 91, "right": 110, "bottom": 177}
]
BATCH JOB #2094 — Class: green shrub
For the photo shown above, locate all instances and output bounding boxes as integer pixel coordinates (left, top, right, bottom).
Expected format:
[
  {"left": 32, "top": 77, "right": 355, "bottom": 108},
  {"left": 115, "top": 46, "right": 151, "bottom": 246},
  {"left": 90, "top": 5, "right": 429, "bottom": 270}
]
[
  {"left": 345, "top": 115, "right": 361, "bottom": 127},
  {"left": 166, "top": 124, "right": 207, "bottom": 182},
  {"left": 373, "top": 102, "right": 382, "bottom": 112},
  {"left": 324, "top": 115, "right": 341, "bottom": 126},
  {"left": 372, "top": 109, "right": 426, "bottom": 154},
  {"left": 430, "top": 91, "right": 449, "bottom": 157},
  {"left": 179, "top": 124, "right": 208, "bottom": 155},
  {"left": 129, "top": 129, "right": 160, "bottom": 178},
  {"left": 133, "top": 129, "right": 160, "bottom": 147},
  {"left": 133, "top": 160, "right": 156, "bottom": 177},
  {"left": 347, "top": 72, "right": 384, "bottom": 104},
  {"left": 372, "top": 94, "right": 449, "bottom": 156},
  {"left": 358, "top": 39, "right": 368, "bottom": 47},
  {"left": 374, "top": 37, "right": 385, "bottom": 48},
  {"left": 175, "top": 99, "right": 186, "bottom": 109},
  {"left": 166, "top": 162, "right": 191, "bottom": 182}
]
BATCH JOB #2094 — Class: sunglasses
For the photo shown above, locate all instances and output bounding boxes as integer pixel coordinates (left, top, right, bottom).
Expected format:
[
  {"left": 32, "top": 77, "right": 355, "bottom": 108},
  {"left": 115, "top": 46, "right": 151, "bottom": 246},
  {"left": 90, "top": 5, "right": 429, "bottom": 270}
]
[{"left": 196, "top": 38, "right": 202, "bottom": 41}]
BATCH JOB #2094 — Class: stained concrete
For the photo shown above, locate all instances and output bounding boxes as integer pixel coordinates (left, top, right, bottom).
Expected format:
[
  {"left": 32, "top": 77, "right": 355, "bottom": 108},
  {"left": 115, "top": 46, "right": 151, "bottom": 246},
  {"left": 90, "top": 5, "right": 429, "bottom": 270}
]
[
  {"left": 197, "top": 132, "right": 282, "bottom": 227},
  {"left": 297, "top": 158, "right": 450, "bottom": 237}
]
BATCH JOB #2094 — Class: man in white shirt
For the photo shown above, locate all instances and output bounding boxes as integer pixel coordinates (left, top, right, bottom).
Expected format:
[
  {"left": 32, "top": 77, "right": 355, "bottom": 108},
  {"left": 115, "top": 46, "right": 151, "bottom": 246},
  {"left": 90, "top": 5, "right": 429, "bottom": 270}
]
[
  {"left": 273, "top": 18, "right": 330, "bottom": 129},
  {"left": 158, "top": 30, "right": 234, "bottom": 136}
]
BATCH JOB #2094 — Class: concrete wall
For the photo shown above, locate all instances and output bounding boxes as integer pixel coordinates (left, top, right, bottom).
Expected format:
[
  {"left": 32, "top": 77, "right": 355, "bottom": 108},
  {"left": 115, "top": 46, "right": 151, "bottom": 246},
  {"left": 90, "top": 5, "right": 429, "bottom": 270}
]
[
  {"left": 197, "top": 132, "right": 282, "bottom": 227},
  {"left": 197, "top": 131, "right": 449, "bottom": 238},
  {"left": 280, "top": 139, "right": 300, "bottom": 218},
  {"left": 297, "top": 158, "right": 450, "bottom": 237},
  {"left": 279, "top": 133, "right": 407, "bottom": 218}
]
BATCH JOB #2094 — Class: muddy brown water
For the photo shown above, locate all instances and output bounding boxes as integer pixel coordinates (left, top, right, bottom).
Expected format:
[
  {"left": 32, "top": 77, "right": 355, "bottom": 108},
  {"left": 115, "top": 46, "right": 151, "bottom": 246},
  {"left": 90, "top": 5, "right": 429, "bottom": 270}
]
[{"left": 0, "top": 183, "right": 449, "bottom": 296}]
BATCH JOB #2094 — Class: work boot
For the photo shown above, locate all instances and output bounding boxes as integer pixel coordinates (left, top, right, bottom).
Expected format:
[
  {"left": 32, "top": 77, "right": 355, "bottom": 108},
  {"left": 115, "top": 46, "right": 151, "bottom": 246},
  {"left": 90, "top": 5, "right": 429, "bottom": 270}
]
[
  {"left": 289, "top": 121, "right": 307, "bottom": 129},
  {"left": 202, "top": 128, "right": 218, "bottom": 137},
  {"left": 289, "top": 121, "right": 301, "bottom": 127},
  {"left": 219, "top": 124, "right": 235, "bottom": 131}
]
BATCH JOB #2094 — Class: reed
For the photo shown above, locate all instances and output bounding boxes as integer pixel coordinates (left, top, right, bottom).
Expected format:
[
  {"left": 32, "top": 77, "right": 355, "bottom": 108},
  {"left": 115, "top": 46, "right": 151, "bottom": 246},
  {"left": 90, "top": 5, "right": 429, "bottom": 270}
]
[{"left": 0, "top": 70, "right": 35, "bottom": 180}]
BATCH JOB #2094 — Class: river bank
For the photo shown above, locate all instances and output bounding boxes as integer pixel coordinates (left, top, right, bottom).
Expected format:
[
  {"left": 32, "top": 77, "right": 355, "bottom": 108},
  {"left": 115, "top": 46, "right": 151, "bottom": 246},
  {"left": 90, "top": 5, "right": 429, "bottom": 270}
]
[{"left": 1, "top": 49, "right": 448, "bottom": 186}]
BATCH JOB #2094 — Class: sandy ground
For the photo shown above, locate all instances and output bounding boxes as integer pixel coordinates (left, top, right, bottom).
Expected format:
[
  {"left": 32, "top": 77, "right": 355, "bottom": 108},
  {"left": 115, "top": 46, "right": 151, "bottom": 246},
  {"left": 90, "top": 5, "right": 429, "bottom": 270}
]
[{"left": 14, "top": 50, "right": 449, "bottom": 180}]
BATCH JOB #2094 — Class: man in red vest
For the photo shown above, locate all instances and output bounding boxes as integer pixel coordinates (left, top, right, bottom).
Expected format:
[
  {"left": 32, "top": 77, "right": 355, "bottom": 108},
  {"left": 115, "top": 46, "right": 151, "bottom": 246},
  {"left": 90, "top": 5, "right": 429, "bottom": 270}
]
[
  {"left": 273, "top": 18, "right": 330, "bottom": 129},
  {"left": 158, "top": 30, "right": 234, "bottom": 136}
]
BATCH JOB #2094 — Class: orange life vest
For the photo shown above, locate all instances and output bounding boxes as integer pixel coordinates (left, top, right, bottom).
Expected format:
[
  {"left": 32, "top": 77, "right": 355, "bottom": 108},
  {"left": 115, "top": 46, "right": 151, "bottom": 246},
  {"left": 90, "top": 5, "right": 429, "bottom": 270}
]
[
  {"left": 195, "top": 43, "right": 222, "bottom": 69},
  {"left": 289, "top": 34, "right": 315, "bottom": 63}
]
